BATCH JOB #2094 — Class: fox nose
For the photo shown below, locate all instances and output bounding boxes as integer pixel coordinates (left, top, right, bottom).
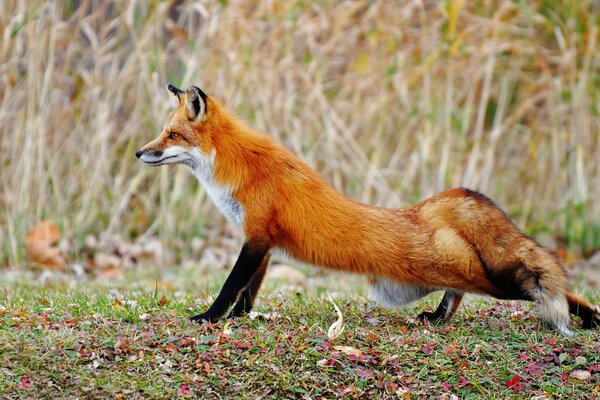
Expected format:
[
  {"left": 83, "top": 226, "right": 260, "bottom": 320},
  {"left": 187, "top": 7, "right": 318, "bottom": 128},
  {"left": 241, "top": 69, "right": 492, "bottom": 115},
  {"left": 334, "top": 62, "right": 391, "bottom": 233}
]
[{"left": 135, "top": 150, "right": 143, "bottom": 159}]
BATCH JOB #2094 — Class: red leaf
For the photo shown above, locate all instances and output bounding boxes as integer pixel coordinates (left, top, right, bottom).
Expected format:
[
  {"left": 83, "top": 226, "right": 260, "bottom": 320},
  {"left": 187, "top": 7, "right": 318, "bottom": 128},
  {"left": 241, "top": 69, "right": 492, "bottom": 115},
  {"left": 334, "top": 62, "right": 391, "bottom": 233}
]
[
  {"left": 177, "top": 382, "right": 191, "bottom": 395},
  {"left": 165, "top": 343, "right": 177, "bottom": 353},
  {"left": 457, "top": 377, "right": 471, "bottom": 388},
  {"left": 524, "top": 362, "right": 543, "bottom": 376},
  {"left": 505, "top": 375, "right": 524, "bottom": 391},
  {"left": 519, "top": 352, "right": 530, "bottom": 361},
  {"left": 357, "top": 368, "right": 373, "bottom": 379},
  {"left": 18, "top": 376, "right": 31, "bottom": 388},
  {"left": 506, "top": 375, "right": 520, "bottom": 387},
  {"left": 421, "top": 342, "right": 436, "bottom": 355}
]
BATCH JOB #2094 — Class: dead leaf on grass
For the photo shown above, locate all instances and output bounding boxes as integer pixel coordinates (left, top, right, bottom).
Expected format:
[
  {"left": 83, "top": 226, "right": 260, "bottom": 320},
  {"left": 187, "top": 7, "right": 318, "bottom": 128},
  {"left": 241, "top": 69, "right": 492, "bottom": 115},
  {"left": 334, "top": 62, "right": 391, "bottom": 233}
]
[
  {"left": 571, "top": 370, "right": 591, "bottom": 381},
  {"left": 332, "top": 345, "right": 363, "bottom": 357},
  {"left": 92, "top": 253, "right": 123, "bottom": 278},
  {"left": 327, "top": 301, "right": 345, "bottom": 341},
  {"left": 158, "top": 294, "right": 168, "bottom": 306},
  {"left": 25, "top": 220, "right": 66, "bottom": 270}
]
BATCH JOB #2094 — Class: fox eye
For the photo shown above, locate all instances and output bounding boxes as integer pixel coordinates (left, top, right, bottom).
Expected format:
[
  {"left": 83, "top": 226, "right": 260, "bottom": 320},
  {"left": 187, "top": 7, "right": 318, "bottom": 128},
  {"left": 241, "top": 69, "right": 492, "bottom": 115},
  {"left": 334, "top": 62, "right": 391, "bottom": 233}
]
[{"left": 168, "top": 132, "right": 178, "bottom": 140}]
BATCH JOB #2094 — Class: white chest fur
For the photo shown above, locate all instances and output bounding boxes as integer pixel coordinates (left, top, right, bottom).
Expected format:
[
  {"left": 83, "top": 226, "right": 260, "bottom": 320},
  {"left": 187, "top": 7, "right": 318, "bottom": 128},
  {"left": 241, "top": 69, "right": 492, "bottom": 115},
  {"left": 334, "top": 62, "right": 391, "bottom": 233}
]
[{"left": 187, "top": 149, "right": 245, "bottom": 228}]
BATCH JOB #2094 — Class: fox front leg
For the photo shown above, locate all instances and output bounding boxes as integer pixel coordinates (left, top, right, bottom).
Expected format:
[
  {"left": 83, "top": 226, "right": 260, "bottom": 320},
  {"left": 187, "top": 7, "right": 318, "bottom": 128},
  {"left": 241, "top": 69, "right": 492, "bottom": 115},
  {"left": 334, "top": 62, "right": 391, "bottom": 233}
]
[
  {"left": 228, "top": 254, "right": 270, "bottom": 318},
  {"left": 191, "top": 242, "right": 269, "bottom": 323}
]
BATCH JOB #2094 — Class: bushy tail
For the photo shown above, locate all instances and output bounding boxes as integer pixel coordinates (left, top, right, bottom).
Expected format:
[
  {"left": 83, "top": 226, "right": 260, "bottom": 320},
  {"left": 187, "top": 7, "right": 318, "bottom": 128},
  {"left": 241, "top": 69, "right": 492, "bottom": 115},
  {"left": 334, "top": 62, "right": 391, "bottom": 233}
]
[
  {"left": 518, "top": 245, "right": 600, "bottom": 331},
  {"left": 566, "top": 293, "right": 600, "bottom": 329},
  {"left": 514, "top": 243, "right": 573, "bottom": 334}
]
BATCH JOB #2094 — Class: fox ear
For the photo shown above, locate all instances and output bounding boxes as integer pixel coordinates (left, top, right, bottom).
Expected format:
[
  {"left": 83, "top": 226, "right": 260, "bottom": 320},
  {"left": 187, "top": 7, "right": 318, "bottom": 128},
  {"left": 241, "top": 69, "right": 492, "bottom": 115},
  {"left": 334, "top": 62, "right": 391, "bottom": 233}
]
[
  {"left": 166, "top": 83, "right": 185, "bottom": 103},
  {"left": 185, "top": 86, "right": 208, "bottom": 121}
]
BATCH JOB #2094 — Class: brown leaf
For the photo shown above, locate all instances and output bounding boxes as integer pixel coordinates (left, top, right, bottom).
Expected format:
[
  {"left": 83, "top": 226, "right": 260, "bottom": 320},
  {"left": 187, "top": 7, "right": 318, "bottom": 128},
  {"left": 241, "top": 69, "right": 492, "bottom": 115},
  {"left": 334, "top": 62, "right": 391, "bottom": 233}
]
[
  {"left": 93, "top": 253, "right": 121, "bottom": 270},
  {"left": 158, "top": 294, "right": 168, "bottom": 306},
  {"left": 202, "top": 361, "right": 211, "bottom": 374},
  {"left": 165, "top": 343, "right": 178, "bottom": 353},
  {"left": 92, "top": 253, "right": 123, "bottom": 279},
  {"left": 332, "top": 345, "right": 363, "bottom": 357},
  {"left": 25, "top": 220, "right": 66, "bottom": 270}
]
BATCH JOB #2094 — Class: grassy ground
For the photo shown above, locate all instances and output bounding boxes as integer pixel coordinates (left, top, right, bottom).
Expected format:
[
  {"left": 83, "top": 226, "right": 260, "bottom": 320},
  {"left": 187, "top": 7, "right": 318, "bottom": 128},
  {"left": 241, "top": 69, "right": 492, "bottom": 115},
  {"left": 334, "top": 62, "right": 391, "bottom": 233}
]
[
  {"left": 1, "top": 268, "right": 599, "bottom": 399},
  {"left": 2, "top": 1, "right": 600, "bottom": 398}
]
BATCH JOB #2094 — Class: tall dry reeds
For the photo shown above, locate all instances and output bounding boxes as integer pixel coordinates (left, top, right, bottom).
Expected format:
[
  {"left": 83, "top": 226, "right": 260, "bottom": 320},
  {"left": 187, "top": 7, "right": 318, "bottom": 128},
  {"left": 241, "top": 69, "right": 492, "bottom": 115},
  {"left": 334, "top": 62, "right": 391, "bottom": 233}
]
[{"left": 1, "top": 0, "right": 599, "bottom": 266}]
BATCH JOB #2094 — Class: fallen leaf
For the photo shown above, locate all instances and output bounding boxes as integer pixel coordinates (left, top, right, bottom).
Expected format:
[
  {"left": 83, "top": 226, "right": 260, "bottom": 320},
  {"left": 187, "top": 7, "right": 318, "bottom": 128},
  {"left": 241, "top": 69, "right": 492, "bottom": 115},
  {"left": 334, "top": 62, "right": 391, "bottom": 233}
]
[
  {"left": 25, "top": 220, "right": 65, "bottom": 270},
  {"left": 177, "top": 382, "right": 191, "bottom": 395},
  {"left": 316, "top": 358, "right": 335, "bottom": 369},
  {"left": 571, "top": 370, "right": 591, "bottom": 381},
  {"left": 505, "top": 375, "right": 524, "bottom": 391},
  {"left": 339, "top": 386, "right": 358, "bottom": 396},
  {"left": 327, "top": 301, "right": 344, "bottom": 341},
  {"left": 165, "top": 344, "right": 177, "bottom": 353},
  {"left": 18, "top": 376, "right": 31, "bottom": 388},
  {"left": 381, "top": 354, "right": 399, "bottom": 366},
  {"left": 93, "top": 253, "right": 123, "bottom": 279},
  {"left": 395, "top": 387, "right": 411, "bottom": 399},
  {"left": 421, "top": 342, "right": 436, "bottom": 355},
  {"left": 332, "top": 345, "right": 363, "bottom": 357},
  {"left": 574, "top": 356, "right": 587, "bottom": 366},
  {"left": 93, "top": 253, "right": 121, "bottom": 270},
  {"left": 357, "top": 368, "right": 373, "bottom": 379},
  {"left": 158, "top": 294, "right": 168, "bottom": 306}
]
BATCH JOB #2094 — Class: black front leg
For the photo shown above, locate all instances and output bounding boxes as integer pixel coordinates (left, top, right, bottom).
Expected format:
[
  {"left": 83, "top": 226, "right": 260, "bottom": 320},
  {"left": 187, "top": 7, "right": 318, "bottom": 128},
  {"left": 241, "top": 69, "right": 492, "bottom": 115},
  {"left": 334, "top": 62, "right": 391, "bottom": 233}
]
[
  {"left": 191, "top": 242, "right": 269, "bottom": 324},
  {"left": 228, "top": 254, "right": 270, "bottom": 318}
]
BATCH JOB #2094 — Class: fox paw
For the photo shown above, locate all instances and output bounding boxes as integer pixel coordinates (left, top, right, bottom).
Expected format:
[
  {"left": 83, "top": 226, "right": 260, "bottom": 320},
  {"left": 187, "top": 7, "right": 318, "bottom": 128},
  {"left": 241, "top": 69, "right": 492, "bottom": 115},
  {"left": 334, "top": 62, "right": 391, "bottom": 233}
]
[
  {"left": 190, "top": 312, "right": 219, "bottom": 324},
  {"left": 582, "top": 313, "right": 600, "bottom": 329},
  {"left": 417, "top": 311, "right": 443, "bottom": 323},
  {"left": 579, "top": 304, "right": 600, "bottom": 329}
]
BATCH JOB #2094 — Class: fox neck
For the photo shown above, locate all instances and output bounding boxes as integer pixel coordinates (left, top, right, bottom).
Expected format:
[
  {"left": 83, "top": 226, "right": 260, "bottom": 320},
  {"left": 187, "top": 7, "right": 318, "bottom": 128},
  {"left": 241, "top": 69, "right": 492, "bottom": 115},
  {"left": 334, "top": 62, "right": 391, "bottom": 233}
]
[
  {"left": 185, "top": 145, "right": 246, "bottom": 229},
  {"left": 184, "top": 108, "right": 268, "bottom": 229}
]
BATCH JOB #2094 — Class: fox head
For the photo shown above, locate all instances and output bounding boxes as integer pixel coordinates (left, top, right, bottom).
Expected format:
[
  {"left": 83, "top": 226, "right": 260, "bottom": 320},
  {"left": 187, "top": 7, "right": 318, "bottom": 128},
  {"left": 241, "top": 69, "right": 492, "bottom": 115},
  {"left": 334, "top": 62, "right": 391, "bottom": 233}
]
[{"left": 136, "top": 83, "right": 213, "bottom": 167}]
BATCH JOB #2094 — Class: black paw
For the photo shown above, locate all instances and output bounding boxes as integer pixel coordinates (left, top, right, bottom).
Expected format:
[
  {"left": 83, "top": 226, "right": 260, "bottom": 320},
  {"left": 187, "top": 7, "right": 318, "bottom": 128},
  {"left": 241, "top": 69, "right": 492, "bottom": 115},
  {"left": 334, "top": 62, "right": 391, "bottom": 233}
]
[
  {"left": 226, "top": 310, "right": 244, "bottom": 319},
  {"left": 582, "top": 314, "right": 600, "bottom": 329},
  {"left": 417, "top": 311, "right": 443, "bottom": 323},
  {"left": 190, "top": 312, "right": 219, "bottom": 324}
]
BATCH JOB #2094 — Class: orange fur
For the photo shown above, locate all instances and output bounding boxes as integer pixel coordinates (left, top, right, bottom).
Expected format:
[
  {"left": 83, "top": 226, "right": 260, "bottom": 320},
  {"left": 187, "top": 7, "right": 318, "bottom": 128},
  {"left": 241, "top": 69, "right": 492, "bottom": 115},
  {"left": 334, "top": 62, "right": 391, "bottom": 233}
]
[{"left": 138, "top": 86, "right": 599, "bottom": 332}]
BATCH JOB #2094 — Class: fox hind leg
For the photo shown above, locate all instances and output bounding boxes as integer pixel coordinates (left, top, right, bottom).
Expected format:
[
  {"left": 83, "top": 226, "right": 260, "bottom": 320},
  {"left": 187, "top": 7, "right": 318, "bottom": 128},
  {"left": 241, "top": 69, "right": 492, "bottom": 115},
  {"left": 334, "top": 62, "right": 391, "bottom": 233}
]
[
  {"left": 566, "top": 293, "right": 600, "bottom": 329},
  {"left": 418, "top": 290, "right": 464, "bottom": 323}
]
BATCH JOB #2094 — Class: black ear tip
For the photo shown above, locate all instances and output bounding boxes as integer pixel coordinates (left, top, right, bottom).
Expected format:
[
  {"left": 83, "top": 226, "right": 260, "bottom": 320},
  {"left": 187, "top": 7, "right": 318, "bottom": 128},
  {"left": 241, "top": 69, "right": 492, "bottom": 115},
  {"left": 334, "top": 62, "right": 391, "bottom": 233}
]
[{"left": 166, "top": 83, "right": 184, "bottom": 95}]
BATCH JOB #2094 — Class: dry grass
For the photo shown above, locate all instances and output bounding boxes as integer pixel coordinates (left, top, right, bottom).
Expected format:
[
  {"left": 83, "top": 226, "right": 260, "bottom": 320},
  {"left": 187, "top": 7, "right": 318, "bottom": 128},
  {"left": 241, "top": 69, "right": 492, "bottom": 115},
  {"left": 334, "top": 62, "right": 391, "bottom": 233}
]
[{"left": 1, "top": 0, "right": 600, "bottom": 266}]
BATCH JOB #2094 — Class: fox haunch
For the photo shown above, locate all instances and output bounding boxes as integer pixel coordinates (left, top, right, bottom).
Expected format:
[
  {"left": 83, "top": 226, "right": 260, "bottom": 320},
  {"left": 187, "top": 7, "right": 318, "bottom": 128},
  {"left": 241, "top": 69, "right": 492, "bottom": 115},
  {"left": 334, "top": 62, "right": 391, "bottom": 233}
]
[{"left": 136, "top": 84, "right": 599, "bottom": 334}]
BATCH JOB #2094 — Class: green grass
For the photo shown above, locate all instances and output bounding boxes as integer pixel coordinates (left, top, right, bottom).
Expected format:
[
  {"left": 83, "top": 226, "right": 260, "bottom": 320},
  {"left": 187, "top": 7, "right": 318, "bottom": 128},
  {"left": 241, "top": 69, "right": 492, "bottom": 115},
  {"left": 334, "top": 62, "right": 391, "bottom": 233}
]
[{"left": 1, "top": 269, "right": 599, "bottom": 399}]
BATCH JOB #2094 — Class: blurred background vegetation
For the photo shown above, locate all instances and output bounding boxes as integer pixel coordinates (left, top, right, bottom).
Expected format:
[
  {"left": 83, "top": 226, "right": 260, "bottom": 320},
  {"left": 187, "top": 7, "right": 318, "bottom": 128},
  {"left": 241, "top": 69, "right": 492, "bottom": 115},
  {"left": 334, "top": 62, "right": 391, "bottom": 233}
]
[{"left": 1, "top": 0, "right": 600, "bottom": 272}]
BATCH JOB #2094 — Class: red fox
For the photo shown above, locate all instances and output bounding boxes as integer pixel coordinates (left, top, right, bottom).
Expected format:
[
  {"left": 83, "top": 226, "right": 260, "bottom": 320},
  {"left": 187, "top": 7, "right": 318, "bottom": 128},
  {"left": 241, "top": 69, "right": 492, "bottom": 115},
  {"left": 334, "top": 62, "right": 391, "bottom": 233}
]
[{"left": 136, "top": 84, "right": 599, "bottom": 334}]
